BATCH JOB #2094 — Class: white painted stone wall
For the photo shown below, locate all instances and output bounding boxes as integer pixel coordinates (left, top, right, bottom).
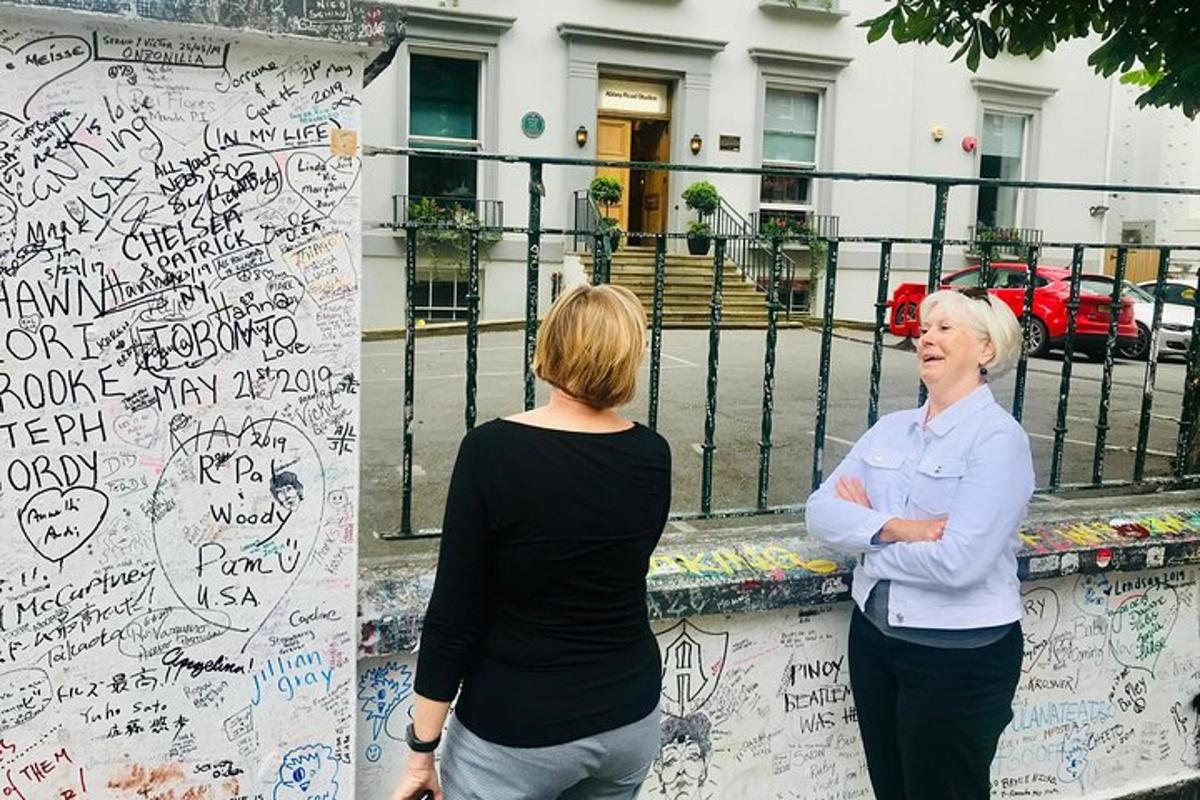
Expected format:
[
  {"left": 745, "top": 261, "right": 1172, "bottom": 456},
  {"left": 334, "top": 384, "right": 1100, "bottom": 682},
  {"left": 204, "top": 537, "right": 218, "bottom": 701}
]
[
  {"left": 0, "top": 9, "right": 362, "bottom": 800},
  {"left": 359, "top": 567, "right": 1200, "bottom": 799}
]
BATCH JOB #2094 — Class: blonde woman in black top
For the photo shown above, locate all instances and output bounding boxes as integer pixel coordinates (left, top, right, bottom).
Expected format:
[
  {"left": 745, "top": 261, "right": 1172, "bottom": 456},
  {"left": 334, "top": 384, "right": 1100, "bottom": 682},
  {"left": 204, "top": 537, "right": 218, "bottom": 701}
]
[{"left": 391, "top": 284, "right": 672, "bottom": 800}]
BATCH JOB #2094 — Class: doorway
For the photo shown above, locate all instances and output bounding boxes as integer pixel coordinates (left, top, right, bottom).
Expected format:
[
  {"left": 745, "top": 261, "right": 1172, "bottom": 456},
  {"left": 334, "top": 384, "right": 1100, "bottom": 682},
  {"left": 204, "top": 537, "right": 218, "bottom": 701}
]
[
  {"left": 628, "top": 120, "right": 670, "bottom": 245},
  {"left": 593, "top": 77, "right": 673, "bottom": 247}
]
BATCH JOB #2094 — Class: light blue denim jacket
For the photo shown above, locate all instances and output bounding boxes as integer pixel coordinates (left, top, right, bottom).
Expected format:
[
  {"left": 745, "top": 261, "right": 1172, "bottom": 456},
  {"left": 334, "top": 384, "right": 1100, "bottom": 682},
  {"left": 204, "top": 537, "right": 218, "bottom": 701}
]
[{"left": 805, "top": 384, "right": 1035, "bottom": 630}]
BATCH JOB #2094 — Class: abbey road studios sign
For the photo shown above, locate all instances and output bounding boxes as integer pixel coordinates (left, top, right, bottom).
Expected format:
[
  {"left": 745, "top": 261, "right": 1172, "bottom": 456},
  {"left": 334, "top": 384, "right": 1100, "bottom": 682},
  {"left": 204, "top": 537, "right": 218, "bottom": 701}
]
[{"left": 598, "top": 78, "right": 668, "bottom": 115}]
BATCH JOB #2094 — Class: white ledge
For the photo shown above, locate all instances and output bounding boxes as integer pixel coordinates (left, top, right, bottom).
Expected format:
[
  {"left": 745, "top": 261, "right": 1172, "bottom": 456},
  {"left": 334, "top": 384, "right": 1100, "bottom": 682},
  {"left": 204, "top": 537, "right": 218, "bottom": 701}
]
[
  {"left": 748, "top": 47, "right": 853, "bottom": 70},
  {"left": 557, "top": 22, "right": 727, "bottom": 55},
  {"left": 757, "top": 0, "right": 851, "bottom": 20},
  {"left": 401, "top": 6, "right": 516, "bottom": 35},
  {"left": 970, "top": 77, "right": 1059, "bottom": 100}
]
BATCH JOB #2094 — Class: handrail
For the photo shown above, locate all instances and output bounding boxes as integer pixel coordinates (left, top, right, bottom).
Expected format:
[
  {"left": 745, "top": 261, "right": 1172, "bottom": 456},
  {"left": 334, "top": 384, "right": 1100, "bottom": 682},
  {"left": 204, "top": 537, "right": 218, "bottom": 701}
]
[
  {"left": 712, "top": 198, "right": 805, "bottom": 315},
  {"left": 571, "top": 189, "right": 604, "bottom": 253}
]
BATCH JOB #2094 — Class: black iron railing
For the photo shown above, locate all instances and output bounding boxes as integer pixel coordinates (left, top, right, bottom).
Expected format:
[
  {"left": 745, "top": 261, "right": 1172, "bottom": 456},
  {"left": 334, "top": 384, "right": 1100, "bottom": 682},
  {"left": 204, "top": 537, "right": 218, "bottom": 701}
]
[
  {"left": 392, "top": 194, "right": 504, "bottom": 228},
  {"left": 363, "top": 146, "right": 1200, "bottom": 536},
  {"left": 966, "top": 224, "right": 1044, "bottom": 258}
]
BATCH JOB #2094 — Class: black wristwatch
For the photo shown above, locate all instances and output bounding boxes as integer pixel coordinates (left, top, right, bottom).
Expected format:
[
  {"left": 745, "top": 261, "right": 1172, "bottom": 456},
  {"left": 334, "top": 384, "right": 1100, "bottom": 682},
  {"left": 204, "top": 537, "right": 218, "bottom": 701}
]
[{"left": 405, "top": 722, "right": 441, "bottom": 753}]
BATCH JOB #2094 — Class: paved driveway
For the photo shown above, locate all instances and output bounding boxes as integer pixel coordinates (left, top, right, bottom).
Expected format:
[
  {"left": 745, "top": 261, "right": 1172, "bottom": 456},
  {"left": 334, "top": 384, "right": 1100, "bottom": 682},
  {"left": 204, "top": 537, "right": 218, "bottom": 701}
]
[{"left": 359, "top": 327, "right": 1192, "bottom": 545}]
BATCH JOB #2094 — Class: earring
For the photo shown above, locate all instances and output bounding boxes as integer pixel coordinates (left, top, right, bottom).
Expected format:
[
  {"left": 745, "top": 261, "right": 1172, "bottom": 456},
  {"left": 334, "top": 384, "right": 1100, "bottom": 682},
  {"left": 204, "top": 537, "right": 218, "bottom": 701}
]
[{"left": 979, "top": 366, "right": 989, "bottom": 377}]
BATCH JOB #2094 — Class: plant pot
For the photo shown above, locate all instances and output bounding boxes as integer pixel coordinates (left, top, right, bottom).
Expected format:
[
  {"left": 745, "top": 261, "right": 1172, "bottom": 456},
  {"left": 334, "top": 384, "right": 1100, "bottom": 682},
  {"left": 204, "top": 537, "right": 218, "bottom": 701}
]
[{"left": 687, "top": 234, "right": 712, "bottom": 256}]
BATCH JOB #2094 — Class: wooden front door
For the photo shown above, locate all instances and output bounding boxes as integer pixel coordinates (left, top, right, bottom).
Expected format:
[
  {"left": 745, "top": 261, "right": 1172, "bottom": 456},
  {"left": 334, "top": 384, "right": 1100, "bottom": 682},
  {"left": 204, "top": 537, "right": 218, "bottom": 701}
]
[
  {"left": 595, "top": 117, "right": 631, "bottom": 231},
  {"left": 1104, "top": 248, "right": 1161, "bottom": 283}
]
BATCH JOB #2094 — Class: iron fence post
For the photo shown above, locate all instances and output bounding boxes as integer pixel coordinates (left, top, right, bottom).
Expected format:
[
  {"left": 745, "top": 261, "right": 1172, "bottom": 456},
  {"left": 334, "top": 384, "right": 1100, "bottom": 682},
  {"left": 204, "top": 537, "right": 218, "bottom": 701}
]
[
  {"left": 524, "top": 161, "right": 543, "bottom": 411},
  {"left": 1050, "top": 245, "right": 1085, "bottom": 488},
  {"left": 1134, "top": 247, "right": 1172, "bottom": 481},
  {"left": 400, "top": 225, "right": 417, "bottom": 536},
  {"left": 757, "top": 239, "right": 782, "bottom": 509},
  {"left": 1011, "top": 246, "right": 1039, "bottom": 422},
  {"left": 868, "top": 242, "right": 893, "bottom": 428},
  {"left": 1176, "top": 269, "right": 1200, "bottom": 477},
  {"left": 812, "top": 239, "right": 840, "bottom": 491},
  {"left": 648, "top": 234, "right": 667, "bottom": 431},
  {"left": 701, "top": 238, "right": 725, "bottom": 515},
  {"left": 465, "top": 231, "right": 481, "bottom": 431},
  {"left": 1092, "top": 245, "right": 1127, "bottom": 484},
  {"left": 919, "top": 182, "right": 950, "bottom": 405}
]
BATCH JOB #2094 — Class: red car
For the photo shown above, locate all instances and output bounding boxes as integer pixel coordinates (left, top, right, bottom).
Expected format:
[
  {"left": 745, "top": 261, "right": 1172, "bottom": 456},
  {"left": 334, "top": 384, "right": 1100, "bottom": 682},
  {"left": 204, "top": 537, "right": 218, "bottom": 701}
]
[{"left": 888, "top": 262, "right": 1138, "bottom": 359}]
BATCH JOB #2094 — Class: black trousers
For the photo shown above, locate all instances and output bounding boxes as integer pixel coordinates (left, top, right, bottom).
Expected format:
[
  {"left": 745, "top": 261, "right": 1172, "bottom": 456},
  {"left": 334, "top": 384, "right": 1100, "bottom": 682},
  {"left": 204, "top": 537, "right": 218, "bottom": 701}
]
[{"left": 847, "top": 607, "right": 1023, "bottom": 800}]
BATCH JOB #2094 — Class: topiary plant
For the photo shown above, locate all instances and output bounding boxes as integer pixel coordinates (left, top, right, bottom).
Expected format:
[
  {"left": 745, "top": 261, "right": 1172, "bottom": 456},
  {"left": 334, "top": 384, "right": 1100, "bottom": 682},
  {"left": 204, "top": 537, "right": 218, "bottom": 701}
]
[
  {"left": 681, "top": 181, "right": 720, "bottom": 217},
  {"left": 589, "top": 176, "right": 623, "bottom": 218}
]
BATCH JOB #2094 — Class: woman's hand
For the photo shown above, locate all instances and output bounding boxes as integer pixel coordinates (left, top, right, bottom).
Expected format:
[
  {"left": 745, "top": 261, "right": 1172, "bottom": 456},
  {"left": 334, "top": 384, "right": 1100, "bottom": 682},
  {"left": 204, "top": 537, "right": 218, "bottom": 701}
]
[
  {"left": 836, "top": 477, "right": 873, "bottom": 508},
  {"left": 390, "top": 753, "right": 442, "bottom": 800},
  {"left": 881, "top": 517, "right": 946, "bottom": 544}
]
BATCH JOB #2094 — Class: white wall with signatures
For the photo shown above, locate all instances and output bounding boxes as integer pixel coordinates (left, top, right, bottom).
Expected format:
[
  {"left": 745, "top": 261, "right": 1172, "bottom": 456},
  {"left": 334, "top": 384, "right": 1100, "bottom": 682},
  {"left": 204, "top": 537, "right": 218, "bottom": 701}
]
[
  {"left": 0, "top": 9, "right": 362, "bottom": 800},
  {"left": 361, "top": 567, "right": 1200, "bottom": 800}
]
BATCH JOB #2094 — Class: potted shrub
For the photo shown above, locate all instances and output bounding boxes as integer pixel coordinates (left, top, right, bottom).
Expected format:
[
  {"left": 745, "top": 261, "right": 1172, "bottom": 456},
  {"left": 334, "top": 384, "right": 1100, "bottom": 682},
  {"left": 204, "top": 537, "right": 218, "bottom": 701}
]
[
  {"left": 681, "top": 181, "right": 720, "bottom": 255},
  {"left": 686, "top": 220, "right": 712, "bottom": 254},
  {"left": 589, "top": 176, "right": 624, "bottom": 254}
]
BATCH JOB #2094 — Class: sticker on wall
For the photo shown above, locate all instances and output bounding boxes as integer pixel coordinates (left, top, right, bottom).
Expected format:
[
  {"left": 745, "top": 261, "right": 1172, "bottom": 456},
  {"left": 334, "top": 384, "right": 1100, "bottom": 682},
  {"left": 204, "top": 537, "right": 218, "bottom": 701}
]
[
  {"left": 331, "top": 127, "right": 359, "bottom": 156},
  {"left": 1147, "top": 546, "right": 1166, "bottom": 569}
]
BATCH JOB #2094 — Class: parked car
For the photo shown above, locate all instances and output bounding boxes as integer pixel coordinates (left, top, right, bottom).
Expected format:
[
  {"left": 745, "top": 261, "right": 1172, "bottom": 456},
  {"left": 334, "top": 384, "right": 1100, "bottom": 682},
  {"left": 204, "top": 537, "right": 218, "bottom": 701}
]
[
  {"left": 888, "top": 262, "right": 1138, "bottom": 360},
  {"left": 1101, "top": 279, "right": 1195, "bottom": 360},
  {"left": 1138, "top": 280, "right": 1196, "bottom": 309}
]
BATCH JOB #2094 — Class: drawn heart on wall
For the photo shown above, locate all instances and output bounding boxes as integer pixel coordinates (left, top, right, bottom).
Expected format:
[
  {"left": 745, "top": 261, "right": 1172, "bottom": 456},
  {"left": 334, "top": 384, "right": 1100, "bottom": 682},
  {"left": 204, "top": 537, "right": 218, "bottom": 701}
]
[
  {"left": 285, "top": 152, "right": 360, "bottom": 217},
  {"left": 0, "top": 36, "right": 92, "bottom": 122},
  {"left": 19, "top": 486, "right": 110, "bottom": 565},
  {"left": 114, "top": 407, "right": 161, "bottom": 449},
  {"left": 1020, "top": 586, "right": 1060, "bottom": 673},
  {"left": 152, "top": 417, "right": 326, "bottom": 645},
  {"left": 1109, "top": 584, "right": 1179, "bottom": 675}
]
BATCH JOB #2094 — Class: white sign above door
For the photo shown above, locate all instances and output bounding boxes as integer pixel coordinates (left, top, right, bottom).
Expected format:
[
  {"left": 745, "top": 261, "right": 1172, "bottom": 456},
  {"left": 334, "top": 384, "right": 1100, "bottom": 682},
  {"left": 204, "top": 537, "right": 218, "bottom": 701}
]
[{"left": 598, "top": 78, "right": 669, "bottom": 115}]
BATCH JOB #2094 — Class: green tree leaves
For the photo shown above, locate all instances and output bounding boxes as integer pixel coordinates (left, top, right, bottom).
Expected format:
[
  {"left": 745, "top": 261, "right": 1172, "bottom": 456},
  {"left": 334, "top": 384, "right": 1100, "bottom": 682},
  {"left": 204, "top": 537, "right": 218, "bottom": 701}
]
[{"left": 855, "top": 0, "right": 1200, "bottom": 116}]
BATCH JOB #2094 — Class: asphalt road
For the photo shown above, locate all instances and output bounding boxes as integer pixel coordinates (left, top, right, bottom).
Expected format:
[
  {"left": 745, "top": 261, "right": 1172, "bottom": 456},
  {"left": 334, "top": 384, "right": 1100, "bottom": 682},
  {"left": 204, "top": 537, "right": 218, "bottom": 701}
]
[{"left": 359, "top": 327, "right": 1192, "bottom": 542}]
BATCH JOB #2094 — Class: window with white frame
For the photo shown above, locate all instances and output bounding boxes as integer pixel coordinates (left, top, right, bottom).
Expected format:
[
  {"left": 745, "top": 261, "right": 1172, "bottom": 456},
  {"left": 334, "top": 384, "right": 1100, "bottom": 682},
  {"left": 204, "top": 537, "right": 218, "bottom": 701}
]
[
  {"left": 976, "top": 112, "right": 1026, "bottom": 230},
  {"left": 760, "top": 87, "right": 820, "bottom": 214},
  {"left": 413, "top": 274, "right": 473, "bottom": 322},
  {"left": 408, "top": 53, "right": 481, "bottom": 203}
]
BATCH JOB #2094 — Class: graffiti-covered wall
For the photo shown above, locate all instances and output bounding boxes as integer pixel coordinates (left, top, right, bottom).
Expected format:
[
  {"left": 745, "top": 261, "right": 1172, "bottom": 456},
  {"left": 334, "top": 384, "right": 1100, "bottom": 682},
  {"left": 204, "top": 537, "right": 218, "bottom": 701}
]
[
  {"left": 359, "top": 566, "right": 1200, "bottom": 799},
  {"left": 0, "top": 8, "right": 362, "bottom": 799}
]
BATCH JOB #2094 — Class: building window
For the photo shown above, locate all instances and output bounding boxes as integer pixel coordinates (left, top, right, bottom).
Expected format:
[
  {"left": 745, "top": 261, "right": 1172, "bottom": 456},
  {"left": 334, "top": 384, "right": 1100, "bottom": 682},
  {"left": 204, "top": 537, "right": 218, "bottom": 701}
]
[
  {"left": 760, "top": 87, "right": 819, "bottom": 211},
  {"left": 413, "top": 274, "right": 473, "bottom": 322},
  {"left": 408, "top": 54, "right": 481, "bottom": 202},
  {"left": 976, "top": 112, "right": 1026, "bottom": 229}
]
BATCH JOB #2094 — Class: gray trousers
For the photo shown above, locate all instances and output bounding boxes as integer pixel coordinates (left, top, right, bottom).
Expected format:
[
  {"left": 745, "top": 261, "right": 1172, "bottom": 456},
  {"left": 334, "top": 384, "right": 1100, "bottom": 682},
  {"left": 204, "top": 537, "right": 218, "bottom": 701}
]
[{"left": 440, "top": 709, "right": 660, "bottom": 800}]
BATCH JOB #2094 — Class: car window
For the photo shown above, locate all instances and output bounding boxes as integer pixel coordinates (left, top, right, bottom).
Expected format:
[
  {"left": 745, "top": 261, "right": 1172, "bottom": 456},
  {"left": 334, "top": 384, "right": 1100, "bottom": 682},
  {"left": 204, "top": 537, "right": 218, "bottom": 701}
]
[
  {"left": 1166, "top": 284, "right": 1196, "bottom": 304},
  {"left": 946, "top": 269, "right": 982, "bottom": 287},
  {"left": 1080, "top": 278, "right": 1121, "bottom": 297},
  {"left": 1122, "top": 281, "right": 1155, "bottom": 302},
  {"left": 989, "top": 270, "right": 1048, "bottom": 289}
]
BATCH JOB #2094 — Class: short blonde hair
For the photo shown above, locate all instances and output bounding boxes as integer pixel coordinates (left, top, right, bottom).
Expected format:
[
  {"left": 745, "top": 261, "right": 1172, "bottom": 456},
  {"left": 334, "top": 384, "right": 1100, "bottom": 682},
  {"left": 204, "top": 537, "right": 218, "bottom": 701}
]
[
  {"left": 919, "top": 289, "right": 1023, "bottom": 379},
  {"left": 533, "top": 283, "right": 647, "bottom": 408}
]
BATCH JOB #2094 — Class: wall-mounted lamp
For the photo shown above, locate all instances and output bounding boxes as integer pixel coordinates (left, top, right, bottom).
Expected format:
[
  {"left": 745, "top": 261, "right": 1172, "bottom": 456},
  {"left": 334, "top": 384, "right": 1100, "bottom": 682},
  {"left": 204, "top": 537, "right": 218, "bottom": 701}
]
[
  {"left": 690, "top": 133, "right": 703, "bottom": 156},
  {"left": 575, "top": 125, "right": 588, "bottom": 148},
  {"left": 930, "top": 125, "right": 945, "bottom": 142}
]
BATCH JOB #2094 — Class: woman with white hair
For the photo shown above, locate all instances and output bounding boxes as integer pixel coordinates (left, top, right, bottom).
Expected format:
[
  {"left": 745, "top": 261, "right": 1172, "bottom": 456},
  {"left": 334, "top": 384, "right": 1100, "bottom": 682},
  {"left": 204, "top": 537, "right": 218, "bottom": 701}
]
[{"left": 805, "top": 288, "right": 1034, "bottom": 799}]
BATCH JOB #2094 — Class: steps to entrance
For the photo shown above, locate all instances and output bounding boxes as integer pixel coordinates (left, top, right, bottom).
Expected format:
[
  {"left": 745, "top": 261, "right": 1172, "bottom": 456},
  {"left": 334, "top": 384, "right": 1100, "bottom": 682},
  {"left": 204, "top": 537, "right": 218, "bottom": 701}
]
[{"left": 605, "top": 249, "right": 772, "bottom": 326}]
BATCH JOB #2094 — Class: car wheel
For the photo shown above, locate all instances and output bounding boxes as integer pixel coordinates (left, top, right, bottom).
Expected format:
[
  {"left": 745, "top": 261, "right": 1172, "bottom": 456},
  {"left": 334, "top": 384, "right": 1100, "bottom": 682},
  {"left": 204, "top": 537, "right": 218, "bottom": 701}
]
[
  {"left": 1023, "top": 317, "right": 1050, "bottom": 358},
  {"left": 1118, "top": 322, "right": 1150, "bottom": 361},
  {"left": 893, "top": 301, "right": 919, "bottom": 335}
]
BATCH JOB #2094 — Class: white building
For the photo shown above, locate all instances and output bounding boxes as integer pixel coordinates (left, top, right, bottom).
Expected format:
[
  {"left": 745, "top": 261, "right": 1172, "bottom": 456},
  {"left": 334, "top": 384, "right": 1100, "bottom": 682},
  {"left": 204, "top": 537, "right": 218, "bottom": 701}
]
[{"left": 361, "top": 0, "right": 1182, "bottom": 329}]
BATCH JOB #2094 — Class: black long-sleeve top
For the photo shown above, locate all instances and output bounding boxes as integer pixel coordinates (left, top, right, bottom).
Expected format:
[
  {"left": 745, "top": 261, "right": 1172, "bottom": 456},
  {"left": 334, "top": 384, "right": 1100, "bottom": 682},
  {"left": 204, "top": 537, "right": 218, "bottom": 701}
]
[{"left": 414, "top": 418, "right": 671, "bottom": 747}]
